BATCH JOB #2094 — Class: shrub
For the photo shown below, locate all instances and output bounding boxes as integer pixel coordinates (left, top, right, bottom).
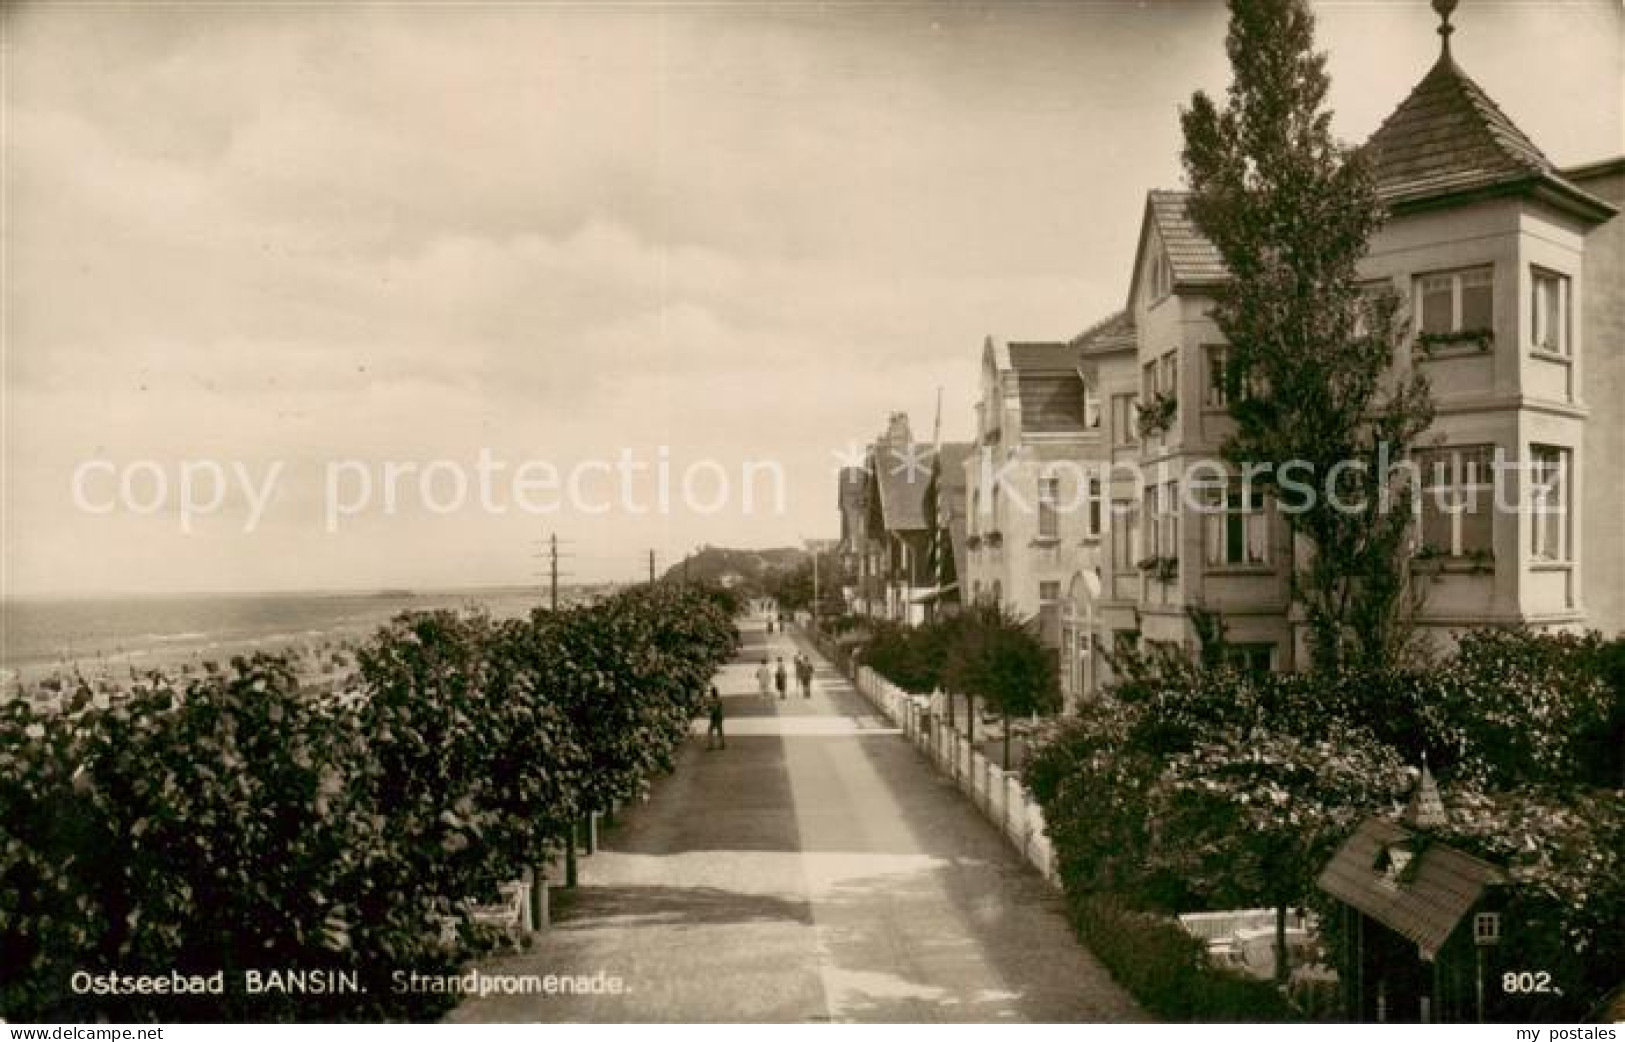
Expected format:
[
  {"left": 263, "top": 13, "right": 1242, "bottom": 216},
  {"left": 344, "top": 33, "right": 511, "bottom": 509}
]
[
  {"left": 1066, "top": 892, "right": 1297, "bottom": 1022},
  {"left": 0, "top": 584, "right": 739, "bottom": 1022}
]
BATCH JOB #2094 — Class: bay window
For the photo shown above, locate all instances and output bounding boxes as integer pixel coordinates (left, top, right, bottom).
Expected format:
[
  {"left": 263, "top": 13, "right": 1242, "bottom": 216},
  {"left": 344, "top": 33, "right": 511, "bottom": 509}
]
[
  {"left": 1531, "top": 269, "right": 1570, "bottom": 356},
  {"left": 1416, "top": 445, "right": 1495, "bottom": 558},
  {"left": 1202, "top": 479, "right": 1269, "bottom": 567},
  {"left": 1530, "top": 446, "right": 1570, "bottom": 563},
  {"left": 1417, "top": 266, "right": 1494, "bottom": 339}
]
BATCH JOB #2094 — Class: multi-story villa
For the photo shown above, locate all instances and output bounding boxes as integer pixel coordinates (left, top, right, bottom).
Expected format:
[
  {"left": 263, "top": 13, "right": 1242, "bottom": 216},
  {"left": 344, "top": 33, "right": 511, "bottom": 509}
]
[
  {"left": 962, "top": 331, "right": 1136, "bottom": 709},
  {"left": 848, "top": 9, "right": 1621, "bottom": 696},
  {"left": 857, "top": 413, "right": 937, "bottom": 624},
  {"left": 1111, "top": 13, "right": 1620, "bottom": 669},
  {"left": 1561, "top": 157, "right": 1625, "bottom": 638}
]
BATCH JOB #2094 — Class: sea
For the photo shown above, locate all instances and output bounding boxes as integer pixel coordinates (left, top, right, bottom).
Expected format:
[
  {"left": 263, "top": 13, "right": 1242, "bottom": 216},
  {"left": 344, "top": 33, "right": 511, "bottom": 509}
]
[{"left": 0, "top": 588, "right": 549, "bottom": 687}]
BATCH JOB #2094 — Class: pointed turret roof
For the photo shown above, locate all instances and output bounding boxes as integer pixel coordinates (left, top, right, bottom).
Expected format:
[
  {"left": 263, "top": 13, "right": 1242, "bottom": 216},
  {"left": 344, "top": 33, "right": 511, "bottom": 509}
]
[
  {"left": 1402, "top": 760, "right": 1448, "bottom": 830},
  {"left": 1365, "top": 7, "right": 1614, "bottom": 222}
]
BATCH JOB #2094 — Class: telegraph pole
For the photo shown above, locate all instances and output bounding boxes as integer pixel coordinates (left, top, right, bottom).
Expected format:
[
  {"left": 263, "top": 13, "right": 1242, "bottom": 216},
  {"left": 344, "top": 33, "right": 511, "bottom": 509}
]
[
  {"left": 534, "top": 534, "right": 572, "bottom": 610},
  {"left": 649, "top": 549, "right": 657, "bottom": 584},
  {"left": 550, "top": 534, "right": 560, "bottom": 612}
]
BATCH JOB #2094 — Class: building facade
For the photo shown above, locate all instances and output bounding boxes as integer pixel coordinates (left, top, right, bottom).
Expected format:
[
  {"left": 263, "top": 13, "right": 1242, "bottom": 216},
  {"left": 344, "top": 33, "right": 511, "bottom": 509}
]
[
  {"left": 839, "top": 12, "right": 1622, "bottom": 693},
  {"left": 962, "top": 335, "right": 1127, "bottom": 709},
  {"left": 859, "top": 413, "right": 936, "bottom": 625},
  {"left": 1561, "top": 157, "right": 1625, "bottom": 638},
  {"left": 1110, "top": 23, "right": 1619, "bottom": 670}
]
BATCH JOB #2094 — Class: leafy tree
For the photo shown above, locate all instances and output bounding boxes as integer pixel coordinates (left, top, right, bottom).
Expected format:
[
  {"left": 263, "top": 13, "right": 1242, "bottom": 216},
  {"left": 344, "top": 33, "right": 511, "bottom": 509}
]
[
  {"left": 763, "top": 554, "right": 845, "bottom": 618},
  {"left": 356, "top": 612, "right": 514, "bottom": 915},
  {"left": 859, "top": 618, "right": 947, "bottom": 696},
  {"left": 1181, "top": 0, "right": 1434, "bottom": 673},
  {"left": 1158, "top": 721, "right": 1412, "bottom": 984},
  {"left": 945, "top": 601, "right": 1059, "bottom": 768}
]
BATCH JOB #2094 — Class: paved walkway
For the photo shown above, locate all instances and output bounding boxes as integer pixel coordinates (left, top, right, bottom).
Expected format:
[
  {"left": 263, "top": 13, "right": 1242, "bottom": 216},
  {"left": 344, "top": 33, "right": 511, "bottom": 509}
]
[{"left": 448, "top": 617, "right": 1144, "bottom": 1023}]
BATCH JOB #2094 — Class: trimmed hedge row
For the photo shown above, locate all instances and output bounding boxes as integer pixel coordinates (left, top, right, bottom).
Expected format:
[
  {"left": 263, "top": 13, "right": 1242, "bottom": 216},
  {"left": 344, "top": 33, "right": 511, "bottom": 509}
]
[
  {"left": 0, "top": 583, "right": 740, "bottom": 1023},
  {"left": 1066, "top": 893, "right": 1296, "bottom": 1022}
]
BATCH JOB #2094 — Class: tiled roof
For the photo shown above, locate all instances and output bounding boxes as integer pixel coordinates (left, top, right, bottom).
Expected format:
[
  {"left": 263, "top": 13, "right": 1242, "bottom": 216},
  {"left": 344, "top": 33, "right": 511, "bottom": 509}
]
[
  {"left": 1317, "top": 818, "right": 1505, "bottom": 959},
  {"left": 1072, "top": 309, "right": 1136, "bottom": 353},
  {"left": 947, "top": 513, "right": 968, "bottom": 590},
  {"left": 1018, "top": 371, "right": 1088, "bottom": 433},
  {"left": 1366, "top": 53, "right": 1613, "bottom": 220},
  {"left": 935, "top": 443, "right": 974, "bottom": 498},
  {"left": 837, "top": 467, "right": 868, "bottom": 509},
  {"left": 930, "top": 443, "right": 974, "bottom": 590},
  {"left": 1005, "top": 342, "right": 1090, "bottom": 432},
  {"left": 1148, "top": 191, "right": 1228, "bottom": 286},
  {"left": 871, "top": 443, "right": 931, "bottom": 532},
  {"left": 1006, "top": 340, "right": 1074, "bottom": 371}
]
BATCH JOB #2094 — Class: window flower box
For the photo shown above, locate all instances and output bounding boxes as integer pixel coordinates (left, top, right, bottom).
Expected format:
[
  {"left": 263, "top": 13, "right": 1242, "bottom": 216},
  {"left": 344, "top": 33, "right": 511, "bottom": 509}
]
[
  {"left": 1135, "top": 391, "right": 1178, "bottom": 439},
  {"left": 1415, "top": 327, "right": 1494, "bottom": 355},
  {"left": 1136, "top": 554, "right": 1180, "bottom": 584}
]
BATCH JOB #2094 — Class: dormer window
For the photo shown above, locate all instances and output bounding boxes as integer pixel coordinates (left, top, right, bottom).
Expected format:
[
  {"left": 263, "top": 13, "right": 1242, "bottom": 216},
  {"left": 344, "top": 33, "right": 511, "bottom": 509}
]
[{"left": 1375, "top": 841, "right": 1415, "bottom": 887}]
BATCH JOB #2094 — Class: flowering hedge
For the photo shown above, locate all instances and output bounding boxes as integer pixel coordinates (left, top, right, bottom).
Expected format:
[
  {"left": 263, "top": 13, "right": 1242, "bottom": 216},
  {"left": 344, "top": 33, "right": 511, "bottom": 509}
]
[
  {"left": 0, "top": 583, "right": 739, "bottom": 1022},
  {"left": 1025, "top": 627, "right": 1624, "bottom": 1021}
]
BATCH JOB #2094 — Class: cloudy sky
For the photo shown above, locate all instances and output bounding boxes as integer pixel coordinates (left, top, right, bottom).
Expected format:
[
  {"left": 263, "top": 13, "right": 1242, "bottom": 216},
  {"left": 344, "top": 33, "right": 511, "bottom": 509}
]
[{"left": 4, "top": 0, "right": 1619, "bottom": 594}]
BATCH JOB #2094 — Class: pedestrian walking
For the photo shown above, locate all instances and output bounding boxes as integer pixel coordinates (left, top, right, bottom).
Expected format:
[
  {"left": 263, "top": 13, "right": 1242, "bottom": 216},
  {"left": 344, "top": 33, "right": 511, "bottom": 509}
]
[
  {"left": 798, "top": 654, "right": 813, "bottom": 699},
  {"left": 774, "top": 657, "right": 788, "bottom": 701},
  {"left": 755, "top": 657, "right": 773, "bottom": 700},
  {"left": 706, "top": 686, "right": 726, "bottom": 749}
]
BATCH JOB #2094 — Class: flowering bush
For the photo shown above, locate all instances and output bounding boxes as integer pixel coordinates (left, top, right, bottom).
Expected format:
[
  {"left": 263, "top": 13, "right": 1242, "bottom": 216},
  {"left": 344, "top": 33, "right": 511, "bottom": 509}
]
[
  {"left": 1437, "top": 784, "right": 1624, "bottom": 1019},
  {"left": 1027, "top": 627, "right": 1624, "bottom": 1020}
]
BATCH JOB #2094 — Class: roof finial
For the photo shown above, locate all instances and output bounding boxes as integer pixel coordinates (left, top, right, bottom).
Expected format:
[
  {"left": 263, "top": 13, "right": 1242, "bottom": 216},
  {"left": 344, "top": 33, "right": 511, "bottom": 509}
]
[{"left": 1433, "top": 0, "right": 1458, "bottom": 56}]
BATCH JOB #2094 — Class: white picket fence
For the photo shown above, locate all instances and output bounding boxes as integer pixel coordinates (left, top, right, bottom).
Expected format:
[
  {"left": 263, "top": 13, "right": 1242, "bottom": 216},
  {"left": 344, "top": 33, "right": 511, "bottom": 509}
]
[{"left": 853, "top": 664, "right": 1059, "bottom": 888}]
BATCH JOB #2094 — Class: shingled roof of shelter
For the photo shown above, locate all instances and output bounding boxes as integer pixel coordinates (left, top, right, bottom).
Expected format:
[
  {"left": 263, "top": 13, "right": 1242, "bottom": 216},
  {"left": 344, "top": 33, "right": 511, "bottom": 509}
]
[{"left": 1318, "top": 818, "right": 1505, "bottom": 959}]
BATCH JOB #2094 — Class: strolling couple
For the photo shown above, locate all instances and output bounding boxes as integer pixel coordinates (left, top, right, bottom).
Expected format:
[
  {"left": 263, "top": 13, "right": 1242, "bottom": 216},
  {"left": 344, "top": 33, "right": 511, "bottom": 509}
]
[{"left": 755, "top": 653, "right": 814, "bottom": 701}]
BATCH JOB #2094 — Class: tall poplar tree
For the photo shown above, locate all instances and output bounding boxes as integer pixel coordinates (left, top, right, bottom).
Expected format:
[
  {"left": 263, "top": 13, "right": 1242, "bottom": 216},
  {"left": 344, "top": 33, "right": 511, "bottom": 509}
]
[{"left": 1181, "top": 0, "right": 1435, "bottom": 673}]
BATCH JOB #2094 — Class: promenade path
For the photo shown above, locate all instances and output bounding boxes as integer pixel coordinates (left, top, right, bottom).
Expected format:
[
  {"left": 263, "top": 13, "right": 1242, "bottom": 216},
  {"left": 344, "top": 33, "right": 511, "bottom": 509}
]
[{"left": 448, "top": 616, "right": 1144, "bottom": 1023}]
